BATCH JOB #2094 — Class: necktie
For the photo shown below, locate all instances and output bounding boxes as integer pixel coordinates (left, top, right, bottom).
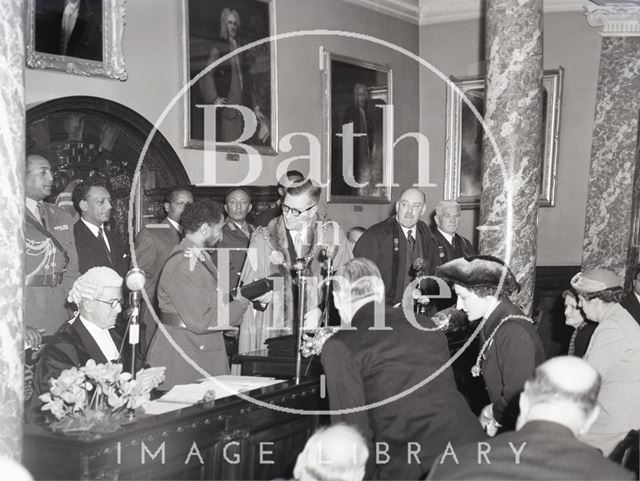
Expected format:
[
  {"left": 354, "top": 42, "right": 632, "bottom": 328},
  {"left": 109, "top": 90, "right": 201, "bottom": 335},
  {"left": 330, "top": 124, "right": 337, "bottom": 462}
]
[
  {"left": 294, "top": 232, "right": 303, "bottom": 257},
  {"left": 98, "top": 226, "right": 112, "bottom": 265},
  {"left": 568, "top": 325, "right": 581, "bottom": 356},
  {"left": 407, "top": 230, "right": 416, "bottom": 251},
  {"left": 36, "top": 202, "right": 46, "bottom": 229}
]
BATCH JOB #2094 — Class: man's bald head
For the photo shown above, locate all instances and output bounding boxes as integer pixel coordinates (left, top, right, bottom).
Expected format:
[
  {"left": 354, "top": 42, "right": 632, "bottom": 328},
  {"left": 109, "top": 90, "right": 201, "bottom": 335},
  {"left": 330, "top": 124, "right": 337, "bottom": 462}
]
[
  {"left": 517, "top": 356, "right": 601, "bottom": 435},
  {"left": 293, "top": 424, "right": 368, "bottom": 481}
]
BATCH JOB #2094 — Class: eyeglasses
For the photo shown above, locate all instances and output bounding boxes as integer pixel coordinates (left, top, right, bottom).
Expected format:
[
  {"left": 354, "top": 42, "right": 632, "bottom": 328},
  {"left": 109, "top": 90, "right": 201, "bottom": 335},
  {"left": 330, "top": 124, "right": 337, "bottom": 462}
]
[
  {"left": 94, "top": 298, "right": 124, "bottom": 309},
  {"left": 282, "top": 203, "right": 317, "bottom": 218}
]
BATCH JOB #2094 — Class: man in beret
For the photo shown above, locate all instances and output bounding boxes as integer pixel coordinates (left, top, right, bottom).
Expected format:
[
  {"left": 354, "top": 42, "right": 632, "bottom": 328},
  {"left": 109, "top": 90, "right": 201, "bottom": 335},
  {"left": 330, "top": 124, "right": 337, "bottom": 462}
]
[
  {"left": 436, "top": 255, "right": 545, "bottom": 434},
  {"left": 34, "top": 267, "right": 147, "bottom": 397},
  {"left": 571, "top": 268, "right": 640, "bottom": 455}
]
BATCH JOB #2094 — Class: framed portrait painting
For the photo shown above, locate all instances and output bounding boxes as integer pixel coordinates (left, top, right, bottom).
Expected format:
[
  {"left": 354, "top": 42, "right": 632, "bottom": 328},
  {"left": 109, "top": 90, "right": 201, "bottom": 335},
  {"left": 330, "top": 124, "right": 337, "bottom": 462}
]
[
  {"left": 26, "top": 0, "right": 127, "bottom": 80},
  {"left": 324, "top": 52, "right": 392, "bottom": 204},
  {"left": 182, "top": 0, "right": 277, "bottom": 154},
  {"left": 444, "top": 67, "right": 563, "bottom": 208}
]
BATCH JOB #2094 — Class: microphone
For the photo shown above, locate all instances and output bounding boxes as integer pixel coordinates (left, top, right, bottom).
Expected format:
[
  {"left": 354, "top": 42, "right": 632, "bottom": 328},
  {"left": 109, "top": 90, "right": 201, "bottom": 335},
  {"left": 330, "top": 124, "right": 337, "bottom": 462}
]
[
  {"left": 324, "top": 244, "right": 339, "bottom": 260},
  {"left": 412, "top": 257, "right": 424, "bottom": 273},
  {"left": 126, "top": 267, "right": 146, "bottom": 312},
  {"left": 125, "top": 268, "right": 146, "bottom": 353}
]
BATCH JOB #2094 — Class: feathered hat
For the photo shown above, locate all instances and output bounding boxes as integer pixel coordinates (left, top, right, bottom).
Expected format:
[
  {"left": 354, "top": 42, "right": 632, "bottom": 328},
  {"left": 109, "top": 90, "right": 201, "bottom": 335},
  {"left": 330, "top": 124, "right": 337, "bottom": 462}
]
[{"left": 435, "top": 255, "right": 520, "bottom": 294}]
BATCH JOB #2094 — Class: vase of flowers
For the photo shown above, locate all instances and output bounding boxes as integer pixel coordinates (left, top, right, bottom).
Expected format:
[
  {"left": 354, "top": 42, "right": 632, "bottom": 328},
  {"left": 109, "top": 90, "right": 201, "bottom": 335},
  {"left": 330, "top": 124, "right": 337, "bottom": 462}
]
[{"left": 39, "top": 360, "right": 165, "bottom": 433}]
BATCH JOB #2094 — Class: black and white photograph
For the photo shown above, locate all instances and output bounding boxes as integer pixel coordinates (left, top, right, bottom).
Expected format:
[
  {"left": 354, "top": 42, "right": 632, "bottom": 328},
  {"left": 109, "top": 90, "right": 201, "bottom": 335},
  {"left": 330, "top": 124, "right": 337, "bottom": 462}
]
[{"left": 3, "top": 0, "right": 640, "bottom": 480}]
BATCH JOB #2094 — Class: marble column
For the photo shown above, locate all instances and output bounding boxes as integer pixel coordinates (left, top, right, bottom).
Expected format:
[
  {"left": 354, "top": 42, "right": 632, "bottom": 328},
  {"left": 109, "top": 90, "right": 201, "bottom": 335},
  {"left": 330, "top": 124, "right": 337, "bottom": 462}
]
[
  {"left": 582, "top": 3, "right": 640, "bottom": 280},
  {"left": 0, "top": 0, "right": 26, "bottom": 460},
  {"left": 478, "top": 0, "right": 544, "bottom": 314}
]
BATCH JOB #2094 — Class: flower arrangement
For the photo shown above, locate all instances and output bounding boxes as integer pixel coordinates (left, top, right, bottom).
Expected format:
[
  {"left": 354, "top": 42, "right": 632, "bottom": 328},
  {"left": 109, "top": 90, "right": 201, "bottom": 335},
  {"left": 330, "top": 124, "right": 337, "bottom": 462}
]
[{"left": 39, "top": 360, "right": 165, "bottom": 433}]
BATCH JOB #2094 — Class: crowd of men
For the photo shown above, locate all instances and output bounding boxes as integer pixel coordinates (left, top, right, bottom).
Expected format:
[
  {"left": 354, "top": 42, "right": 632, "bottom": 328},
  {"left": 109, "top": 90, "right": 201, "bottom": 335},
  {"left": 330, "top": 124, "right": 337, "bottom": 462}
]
[{"left": 24, "top": 153, "right": 639, "bottom": 479}]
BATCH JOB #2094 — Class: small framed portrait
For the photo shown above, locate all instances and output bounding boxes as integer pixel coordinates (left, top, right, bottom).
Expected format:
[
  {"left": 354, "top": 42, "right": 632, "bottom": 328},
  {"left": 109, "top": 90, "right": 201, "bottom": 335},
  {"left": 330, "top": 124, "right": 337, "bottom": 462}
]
[
  {"left": 26, "top": 0, "right": 127, "bottom": 80},
  {"left": 182, "top": 0, "right": 277, "bottom": 154},
  {"left": 444, "top": 68, "right": 564, "bottom": 208},
  {"left": 324, "top": 52, "right": 392, "bottom": 204}
]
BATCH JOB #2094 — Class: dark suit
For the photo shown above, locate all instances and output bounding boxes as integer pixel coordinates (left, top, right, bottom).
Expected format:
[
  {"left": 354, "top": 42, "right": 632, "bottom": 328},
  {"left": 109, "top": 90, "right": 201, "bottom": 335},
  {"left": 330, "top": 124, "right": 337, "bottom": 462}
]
[
  {"left": 213, "top": 218, "right": 254, "bottom": 292},
  {"left": 479, "top": 299, "right": 546, "bottom": 430},
  {"left": 35, "top": 0, "right": 102, "bottom": 61},
  {"left": 354, "top": 217, "right": 440, "bottom": 306},
  {"left": 134, "top": 219, "right": 182, "bottom": 351},
  {"left": 321, "top": 302, "right": 485, "bottom": 480},
  {"left": 431, "top": 228, "right": 475, "bottom": 264},
  {"left": 620, "top": 291, "right": 640, "bottom": 327},
  {"left": 25, "top": 203, "right": 80, "bottom": 334},
  {"left": 33, "top": 316, "right": 141, "bottom": 399},
  {"left": 427, "top": 421, "right": 634, "bottom": 480},
  {"left": 74, "top": 219, "right": 129, "bottom": 277},
  {"left": 146, "top": 238, "right": 249, "bottom": 389}
]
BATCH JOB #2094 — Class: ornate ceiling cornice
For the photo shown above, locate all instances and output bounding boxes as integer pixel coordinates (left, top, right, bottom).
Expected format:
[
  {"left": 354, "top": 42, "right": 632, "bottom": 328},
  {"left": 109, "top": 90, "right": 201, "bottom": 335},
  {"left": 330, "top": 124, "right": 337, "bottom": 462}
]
[
  {"left": 584, "top": 1, "right": 640, "bottom": 36},
  {"left": 339, "top": 0, "right": 585, "bottom": 25}
]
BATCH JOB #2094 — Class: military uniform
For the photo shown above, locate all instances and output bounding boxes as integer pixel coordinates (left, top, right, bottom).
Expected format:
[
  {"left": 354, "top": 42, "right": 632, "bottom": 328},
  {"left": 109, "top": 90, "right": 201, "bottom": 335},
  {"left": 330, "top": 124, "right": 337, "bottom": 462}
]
[
  {"left": 134, "top": 218, "right": 182, "bottom": 352},
  {"left": 146, "top": 238, "right": 249, "bottom": 389},
  {"left": 25, "top": 202, "right": 80, "bottom": 335}
]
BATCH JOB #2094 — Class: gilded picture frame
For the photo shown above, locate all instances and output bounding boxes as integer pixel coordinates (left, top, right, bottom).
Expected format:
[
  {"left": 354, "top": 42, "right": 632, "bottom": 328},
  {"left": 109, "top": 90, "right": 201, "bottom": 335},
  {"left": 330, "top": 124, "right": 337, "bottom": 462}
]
[
  {"left": 324, "top": 51, "right": 392, "bottom": 204},
  {"left": 181, "top": 0, "right": 278, "bottom": 155},
  {"left": 444, "top": 67, "right": 563, "bottom": 209},
  {"left": 26, "top": 0, "right": 127, "bottom": 80}
]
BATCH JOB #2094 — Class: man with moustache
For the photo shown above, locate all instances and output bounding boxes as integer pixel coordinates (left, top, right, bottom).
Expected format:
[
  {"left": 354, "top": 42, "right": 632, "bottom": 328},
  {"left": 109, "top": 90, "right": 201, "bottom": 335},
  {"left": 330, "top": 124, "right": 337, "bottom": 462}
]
[
  {"left": 72, "top": 178, "right": 129, "bottom": 277},
  {"left": 432, "top": 200, "right": 475, "bottom": 264},
  {"left": 354, "top": 187, "right": 439, "bottom": 307},
  {"left": 24, "top": 154, "right": 80, "bottom": 345},
  {"left": 146, "top": 200, "right": 253, "bottom": 389},
  {"left": 135, "top": 187, "right": 193, "bottom": 353}
]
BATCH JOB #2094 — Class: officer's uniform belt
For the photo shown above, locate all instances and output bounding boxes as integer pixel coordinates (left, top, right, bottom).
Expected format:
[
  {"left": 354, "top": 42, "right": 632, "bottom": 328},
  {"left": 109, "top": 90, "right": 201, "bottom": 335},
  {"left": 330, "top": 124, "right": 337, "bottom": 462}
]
[
  {"left": 26, "top": 273, "right": 64, "bottom": 287},
  {"left": 159, "top": 312, "right": 187, "bottom": 329}
]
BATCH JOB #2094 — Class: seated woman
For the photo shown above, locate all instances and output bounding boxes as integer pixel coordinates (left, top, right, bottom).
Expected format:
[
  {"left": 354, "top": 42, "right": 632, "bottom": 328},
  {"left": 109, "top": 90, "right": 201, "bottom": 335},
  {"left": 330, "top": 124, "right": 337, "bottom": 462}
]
[
  {"left": 436, "top": 255, "right": 546, "bottom": 434},
  {"left": 563, "top": 288, "right": 597, "bottom": 357}
]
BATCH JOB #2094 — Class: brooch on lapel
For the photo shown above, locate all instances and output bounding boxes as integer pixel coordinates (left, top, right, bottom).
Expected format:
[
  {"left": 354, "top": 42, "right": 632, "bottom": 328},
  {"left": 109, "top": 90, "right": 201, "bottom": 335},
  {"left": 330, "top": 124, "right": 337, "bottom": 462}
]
[
  {"left": 54, "top": 225, "right": 69, "bottom": 232},
  {"left": 393, "top": 237, "right": 399, "bottom": 252}
]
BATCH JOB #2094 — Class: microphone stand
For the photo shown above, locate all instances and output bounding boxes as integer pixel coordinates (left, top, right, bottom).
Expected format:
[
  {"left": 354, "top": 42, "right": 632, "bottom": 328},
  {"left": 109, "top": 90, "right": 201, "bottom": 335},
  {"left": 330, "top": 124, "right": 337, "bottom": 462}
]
[
  {"left": 293, "top": 258, "right": 307, "bottom": 385},
  {"left": 319, "top": 253, "right": 335, "bottom": 328},
  {"left": 128, "top": 291, "right": 141, "bottom": 380}
]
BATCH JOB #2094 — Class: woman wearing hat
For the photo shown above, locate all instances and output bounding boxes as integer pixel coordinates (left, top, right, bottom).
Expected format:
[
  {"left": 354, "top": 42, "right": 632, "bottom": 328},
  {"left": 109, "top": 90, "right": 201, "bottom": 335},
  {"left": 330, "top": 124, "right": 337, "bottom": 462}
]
[
  {"left": 436, "top": 255, "right": 545, "bottom": 434},
  {"left": 571, "top": 268, "right": 640, "bottom": 455}
]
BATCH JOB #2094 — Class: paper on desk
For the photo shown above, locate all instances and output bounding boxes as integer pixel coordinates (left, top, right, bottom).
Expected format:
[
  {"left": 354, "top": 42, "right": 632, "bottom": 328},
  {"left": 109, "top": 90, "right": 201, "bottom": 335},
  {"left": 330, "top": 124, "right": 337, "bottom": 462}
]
[{"left": 149, "top": 376, "right": 284, "bottom": 407}]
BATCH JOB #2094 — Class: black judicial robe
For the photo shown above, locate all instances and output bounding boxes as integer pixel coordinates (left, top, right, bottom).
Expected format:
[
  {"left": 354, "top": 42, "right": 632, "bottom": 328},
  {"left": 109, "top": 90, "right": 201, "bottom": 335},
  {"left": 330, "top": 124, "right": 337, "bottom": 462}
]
[{"left": 353, "top": 218, "right": 440, "bottom": 306}]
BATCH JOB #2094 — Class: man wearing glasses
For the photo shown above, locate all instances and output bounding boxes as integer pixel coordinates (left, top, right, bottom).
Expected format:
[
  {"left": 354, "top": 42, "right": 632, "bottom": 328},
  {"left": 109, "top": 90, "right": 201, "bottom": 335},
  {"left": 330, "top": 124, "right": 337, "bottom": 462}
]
[
  {"left": 354, "top": 187, "right": 439, "bottom": 307},
  {"left": 33, "top": 266, "right": 134, "bottom": 397},
  {"left": 237, "top": 179, "right": 352, "bottom": 354}
]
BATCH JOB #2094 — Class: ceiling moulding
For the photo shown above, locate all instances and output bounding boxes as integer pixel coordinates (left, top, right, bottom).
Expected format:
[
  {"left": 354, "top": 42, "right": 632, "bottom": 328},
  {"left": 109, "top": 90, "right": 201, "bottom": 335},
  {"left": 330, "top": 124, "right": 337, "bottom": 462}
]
[
  {"left": 584, "top": 1, "right": 640, "bottom": 36},
  {"left": 339, "top": 0, "right": 421, "bottom": 24},
  {"left": 419, "top": 0, "right": 583, "bottom": 25}
]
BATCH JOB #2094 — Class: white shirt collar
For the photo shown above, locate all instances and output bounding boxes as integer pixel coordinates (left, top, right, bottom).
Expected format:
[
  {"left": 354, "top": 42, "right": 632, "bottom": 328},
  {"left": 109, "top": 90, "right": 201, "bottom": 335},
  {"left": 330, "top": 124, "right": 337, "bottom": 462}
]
[
  {"left": 77, "top": 315, "right": 120, "bottom": 361},
  {"left": 167, "top": 217, "right": 180, "bottom": 231},
  {"left": 635, "top": 292, "right": 640, "bottom": 305},
  {"left": 26, "top": 198, "right": 40, "bottom": 219},
  {"left": 399, "top": 225, "right": 415, "bottom": 240},
  {"left": 438, "top": 228, "right": 454, "bottom": 244},
  {"left": 81, "top": 217, "right": 103, "bottom": 236}
]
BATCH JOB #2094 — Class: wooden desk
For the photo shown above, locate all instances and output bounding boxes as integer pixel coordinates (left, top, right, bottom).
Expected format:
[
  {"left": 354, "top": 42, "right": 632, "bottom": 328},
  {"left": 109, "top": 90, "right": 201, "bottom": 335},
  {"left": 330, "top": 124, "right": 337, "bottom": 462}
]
[
  {"left": 23, "top": 378, "right": 322, "bottom": 480},
  {"left": 234, "top": 350, "right": 322, "bottom": 379}
]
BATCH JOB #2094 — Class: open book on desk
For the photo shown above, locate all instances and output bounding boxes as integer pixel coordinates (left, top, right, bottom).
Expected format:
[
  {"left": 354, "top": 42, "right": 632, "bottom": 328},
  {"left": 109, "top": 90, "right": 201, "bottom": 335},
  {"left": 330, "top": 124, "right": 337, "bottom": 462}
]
[{"left": 143, "top": 376, "right": 284, "bottom": 415}]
